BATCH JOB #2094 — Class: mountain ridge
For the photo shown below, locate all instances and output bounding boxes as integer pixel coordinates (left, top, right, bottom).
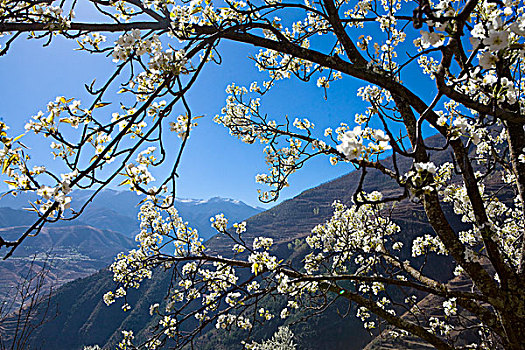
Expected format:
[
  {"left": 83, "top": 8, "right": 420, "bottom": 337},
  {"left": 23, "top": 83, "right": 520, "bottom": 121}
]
[
  {"left": 0, "top": 194, "right": 262, "bottom": 318},
  {"left": 0, "top": 191, "right": 263, "bottom": 240},
  {"left": 2, "top": 133, "right": 502, "bottom": 349},
  {"left": 6, "top": 144, "right": 434, "bottom": 349}
]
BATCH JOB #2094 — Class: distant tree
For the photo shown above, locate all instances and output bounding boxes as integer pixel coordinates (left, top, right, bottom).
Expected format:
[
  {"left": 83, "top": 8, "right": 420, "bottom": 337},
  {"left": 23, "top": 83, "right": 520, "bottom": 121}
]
[
  {"left": 0, "top": 257, "right": 55, "bottom": 350},
  {"left": 1, "top": 0, "right": 525, "bottom": 348}
]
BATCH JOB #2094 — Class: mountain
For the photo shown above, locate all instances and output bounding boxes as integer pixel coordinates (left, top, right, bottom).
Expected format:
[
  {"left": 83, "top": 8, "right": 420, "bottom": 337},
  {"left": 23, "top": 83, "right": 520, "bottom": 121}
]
[
  {"left": 0, "top": 207, "right": 37, "bottom": 227},
  {"left": 3, "top": 166, "right": 418, "bottom": 350},
  {"left": 3, "top": 133, "right": 505, "bottom": 349},
  {"left": 0, "top": 224, "right": 136, "bottom": 310},
  {"left": 0, "top": 225, "right": 133, "bottom": 261},
  {"left": 0, "top": 193, "right": 262, "bottom": 313},
  {"left": 0, "top": 190, "right": 262, "bottom": 240},
  {"left": 171, "top": 196, "right": 264, "bottom": 240}
]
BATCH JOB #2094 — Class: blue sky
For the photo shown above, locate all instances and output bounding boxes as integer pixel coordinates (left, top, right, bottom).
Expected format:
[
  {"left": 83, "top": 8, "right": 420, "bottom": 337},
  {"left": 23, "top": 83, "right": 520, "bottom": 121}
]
[{"left": 0, "top": 29, "right": 437, "bottom": 209}]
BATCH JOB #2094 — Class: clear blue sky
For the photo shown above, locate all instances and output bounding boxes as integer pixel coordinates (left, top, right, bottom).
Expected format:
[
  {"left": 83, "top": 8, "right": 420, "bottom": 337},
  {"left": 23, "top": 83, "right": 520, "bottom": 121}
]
[{"left": 0, "top": 32, "right": 435, "bottom": 208}]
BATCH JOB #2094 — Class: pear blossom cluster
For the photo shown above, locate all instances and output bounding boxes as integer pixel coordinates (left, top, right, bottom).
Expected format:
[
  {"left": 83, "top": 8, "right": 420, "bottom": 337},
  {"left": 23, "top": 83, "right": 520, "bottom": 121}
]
[
  {"left": 442, "top": 178, "right": 525, "bottom": 268},
  {"left": 24, "top": 96, "right": 90, "bottom": 137},
  {"left": 105, "top": 205, "right": 299, "bottom": 348},
  {"left": 105, "top": 202, "right": 206, "bottom": 304},
  {"left": 216, "top": 84, "right": 331, "bottom": 201},
  {"left": 216, "top": 84, "right": 394, "bottom": 200},
  {"left": 112, "top": 30, "right": 188, "bottom": 78},
  {"left": 1, "top": 119, "right": 78, "bottom": 216},
  {"left": 335, "top": 125, "right": 391, "bottom": 161},
  {"left": 305, "top": 194, "right": 400, "bottom": 275},
  {"left": 27, "top": 3, "right": 73, "bottom": 29},
  {"left": 169, "top": 113, "right": 198, "bottom": 139}
]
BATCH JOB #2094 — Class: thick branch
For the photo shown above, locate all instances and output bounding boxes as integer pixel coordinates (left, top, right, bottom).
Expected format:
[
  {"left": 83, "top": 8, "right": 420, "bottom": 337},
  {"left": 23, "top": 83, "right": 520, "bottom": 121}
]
[
  {"left": 322, "top": 0, "right": 366, "bottom": 65},
  {"left": 0, "top": 21, "right": 168, "bottom": 32}
]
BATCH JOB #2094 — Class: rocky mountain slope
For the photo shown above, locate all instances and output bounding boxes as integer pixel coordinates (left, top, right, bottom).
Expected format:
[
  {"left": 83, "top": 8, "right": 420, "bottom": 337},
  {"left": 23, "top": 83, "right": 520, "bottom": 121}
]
[
  {"left": 2, "top": 134, "right": 506, "bottom": 349},
  {"left": 0, "top": 190, "right": 262, "bottom": 240},
  {"left": 0, "top": 193, "right": 262, "bottom": 315},
  {"left": 0, "top": 224, "right": 135, "bottom": 309}
]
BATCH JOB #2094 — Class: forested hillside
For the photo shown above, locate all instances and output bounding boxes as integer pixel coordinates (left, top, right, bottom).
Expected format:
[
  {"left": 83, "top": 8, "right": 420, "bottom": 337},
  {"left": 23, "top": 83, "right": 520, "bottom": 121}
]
[{"left": 11, "top": 134, "right": 502, "bottom": 349}]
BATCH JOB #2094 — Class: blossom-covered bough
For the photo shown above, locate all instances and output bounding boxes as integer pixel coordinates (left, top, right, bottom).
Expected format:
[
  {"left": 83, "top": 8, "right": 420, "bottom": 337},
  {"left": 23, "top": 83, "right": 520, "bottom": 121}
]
[{"left": 1, "top": 0, "right": 525, "bottom": 348}]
